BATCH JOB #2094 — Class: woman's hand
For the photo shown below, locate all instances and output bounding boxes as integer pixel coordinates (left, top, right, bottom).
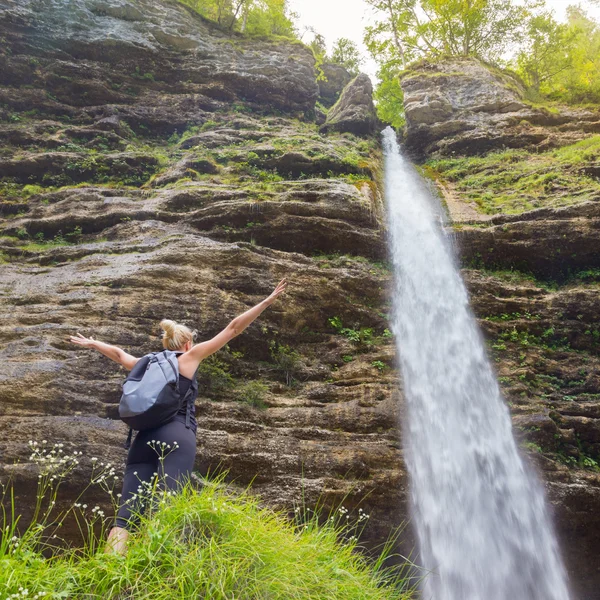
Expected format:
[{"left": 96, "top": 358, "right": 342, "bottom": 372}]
[
  {"left": 69, "top": 332, "right": 97, "bottom": 349},
  {"left": 68, "top": 334, "right": 138, "bottom": 369},
  {"left": 264, "top": 278, "right": 287, "bottom": 306}
]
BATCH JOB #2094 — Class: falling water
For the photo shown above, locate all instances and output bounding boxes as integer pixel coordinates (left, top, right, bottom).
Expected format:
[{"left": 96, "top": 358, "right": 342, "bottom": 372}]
[{"left": 382, "top": 127, "right": 571, "bottom": 600}]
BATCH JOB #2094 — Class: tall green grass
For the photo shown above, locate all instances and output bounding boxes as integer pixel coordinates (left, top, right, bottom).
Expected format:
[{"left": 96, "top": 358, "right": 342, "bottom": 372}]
[
  {"left": 428, "top": 135, "right": 600, "bottom": 215},
  {"left": 1, "top": 441, "right": 416, "bottom": 599}
]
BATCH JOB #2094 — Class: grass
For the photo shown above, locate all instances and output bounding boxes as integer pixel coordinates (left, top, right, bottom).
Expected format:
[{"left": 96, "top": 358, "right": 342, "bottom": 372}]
[
  {"left": 473, "top": 266, "right": 600, "bottom": 291},
  {"left": 427, "top": 135, "right": 600, "bottom": 215},
  {"left": 1, "top": 115, "right": 379, "bottom": 204},
  {"left": 1, "top": 442, "right": 415, "bottom": 600}
]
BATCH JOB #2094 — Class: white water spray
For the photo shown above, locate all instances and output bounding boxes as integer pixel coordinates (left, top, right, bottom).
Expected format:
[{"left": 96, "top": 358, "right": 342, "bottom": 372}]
[{"left": 382, "top": 128, "right": 571, "bottom": 600}]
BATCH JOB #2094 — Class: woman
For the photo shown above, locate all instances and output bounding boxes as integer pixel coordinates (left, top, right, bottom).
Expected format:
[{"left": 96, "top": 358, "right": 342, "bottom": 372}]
[{"left": 70, "top": 278, "right": 287, "bottom": 554}]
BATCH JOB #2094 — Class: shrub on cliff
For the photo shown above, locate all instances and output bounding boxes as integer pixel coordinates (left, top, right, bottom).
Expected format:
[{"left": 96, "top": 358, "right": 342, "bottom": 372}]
[
  {"left": 514, "top": 5, "right": 600, "bottom": 104},
  {"left": 178, "top": 0, "right": 297, "bottom": 38},
  {"left": 1, "top": 444, "right": 414, "bottom": 599}
]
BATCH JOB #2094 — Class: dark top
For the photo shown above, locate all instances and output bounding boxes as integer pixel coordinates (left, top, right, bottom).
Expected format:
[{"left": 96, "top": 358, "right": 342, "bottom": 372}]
[{"left": 176, "top": 373, "right": 198, "bottom": 432}]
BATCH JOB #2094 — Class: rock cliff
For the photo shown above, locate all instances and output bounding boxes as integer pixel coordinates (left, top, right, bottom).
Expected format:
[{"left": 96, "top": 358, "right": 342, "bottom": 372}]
[
  {"left": 0, "top": 0, "right": 406, "bottom": 558},
  {"left": 320, "top": 74, "right": 378, "bottom": 136},
  {"left": 402, "top": 58, "right": 600, "bottom": 157},
  {"left": 402, "top": 58, "right": 600, "bottom": 599}
]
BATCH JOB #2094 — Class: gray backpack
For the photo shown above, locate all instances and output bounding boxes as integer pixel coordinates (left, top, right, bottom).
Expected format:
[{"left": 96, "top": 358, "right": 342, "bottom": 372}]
[{"left": 119, "top": 350, "right": 197, "bottom": 448}]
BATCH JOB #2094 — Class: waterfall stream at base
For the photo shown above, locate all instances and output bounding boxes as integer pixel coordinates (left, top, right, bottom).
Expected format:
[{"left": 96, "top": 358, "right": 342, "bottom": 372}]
[{"left": 382, "top": 127, "right": 571, "bottom": 600}]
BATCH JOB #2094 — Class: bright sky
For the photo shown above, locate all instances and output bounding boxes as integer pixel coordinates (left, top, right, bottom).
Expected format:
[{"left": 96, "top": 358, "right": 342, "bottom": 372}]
[{"left": 288, "top": 0, "right": 600, "bottom": 82}]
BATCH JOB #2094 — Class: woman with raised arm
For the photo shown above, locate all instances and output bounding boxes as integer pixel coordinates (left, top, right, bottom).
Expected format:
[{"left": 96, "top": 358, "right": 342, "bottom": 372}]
[{"left": 70, "top": 278, "right": 287, "bottom": 554}]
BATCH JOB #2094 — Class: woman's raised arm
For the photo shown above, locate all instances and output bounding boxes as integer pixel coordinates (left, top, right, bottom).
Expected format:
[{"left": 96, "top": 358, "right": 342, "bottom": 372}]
[
  {"left": 69, "top": 333, "right": 139, "bottom": 370},
  {"left": 180, "top": 278, "right": 287, "bottom": 372}
]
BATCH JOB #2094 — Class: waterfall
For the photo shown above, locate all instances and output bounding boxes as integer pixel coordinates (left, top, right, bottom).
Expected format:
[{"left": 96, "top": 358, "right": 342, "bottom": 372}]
[{"left": 382, "top": 127, "right": 571, "bottom": 600}]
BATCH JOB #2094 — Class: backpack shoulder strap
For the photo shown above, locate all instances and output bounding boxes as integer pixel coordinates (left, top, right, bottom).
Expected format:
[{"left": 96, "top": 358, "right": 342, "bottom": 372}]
[{"left": 183, "top": 373, "right": 197, "bottom": 430}]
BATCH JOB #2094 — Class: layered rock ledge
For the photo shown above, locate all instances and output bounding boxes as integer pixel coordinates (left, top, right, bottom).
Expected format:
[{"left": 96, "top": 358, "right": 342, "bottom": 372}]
[{"left": 401, "top": 58, "right": 600, "bottom": 157}]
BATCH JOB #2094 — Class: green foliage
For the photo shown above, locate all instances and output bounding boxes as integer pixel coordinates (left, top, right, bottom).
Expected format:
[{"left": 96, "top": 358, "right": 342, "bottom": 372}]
[
  {"left": 306, "top": 30, "right": 328, "bottom": 81},
  {"left": 363, "top": 0, "right": 536, "bottom": 127},
  {"left": 514, "top": 11, "right": 575, "bottom": 96},
  {"left": 581, "top": 455, "right": 600, "bottom": 470},
  {"left": 371, "top": 360, "right": 387, "bottom": 372},
  {"left": 365, "top": 0, "right": 600, "bottom": 120},
  {"left": 514, "top": 6, "right": 600, "bottom": 104},
  {"left": 1, "top": 444, "right": 415, "bottom": 599},
  {"left": 427, "top": 136, "right": 600, "bottom": 214},
  {"left": 178, "top": 0, "right": 297, "bottom": 38},
  {"left": 328, "top": 316, "right": 390, "bottom": 350},
  {"left": 269, "top": 340, "right": 301, "bottom": 386},
  {"left": 330, "top": 37, "right": 363, "bottom": 76},
  {"left": 364, "top": 0, "right": 536, "bottom": 69},
  {"left": 308, "top": 31, "right": 327, "bottom": 59},
  {"left": 196, "top": 353, "right": 235, "bottom": 396},
  {"left": 523, "top": 441, "right": 543, "bottom": 453},
  {"left": 495, "top": 325, "right": 571, "bottom": 353},
  {"left": 12, "top": 226, "right": 83, "bottom": 251},
  {"left": 329, "top": 316, "right": 343, "bottom": 330},
  {"left": 236, "top": 379, "right": 268, "bottom": 408},
  {"left": 372, "top": 60, "right": 406, "bottom": 129},
  {"left": 576, "top": 268, "right": 600, "bottom": 282},
  {"left": 21, "top": 184, "right": 44, "bottom": 197},
  {"left": 131, "top": 66, "right": 155, "bottom": 81},
  {"left": 64, "top": 225, "right": 83, "bottom": 243},
  {"left": 484, "top": 311, "right": 540, "bottom": 323}
]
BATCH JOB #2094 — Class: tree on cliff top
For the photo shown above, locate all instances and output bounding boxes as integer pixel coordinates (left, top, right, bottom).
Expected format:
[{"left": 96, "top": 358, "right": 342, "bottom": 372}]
[
  {"left": 514, "top": 5, "right": 600, "bottom": 103},
  {"left": 514, "top": 11, "right": 576, "bottom": 96},
  {"left": 364, "top": 0, "right": 536, "bottom": 69},
  {"left": 180, "top": 0, "right": 298, "bottom": 38},
  {"left": 364, "top": 0, "right": 538, "bottom": 128},
  {"left": 330, "top": 38, "right": 364, "bottom": 76}
]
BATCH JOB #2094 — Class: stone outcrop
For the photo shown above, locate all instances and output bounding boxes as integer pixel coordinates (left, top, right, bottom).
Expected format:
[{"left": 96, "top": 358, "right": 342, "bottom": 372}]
[
  {"left": 0, "top": 0, "right": 405, "bottom": 563},
  {"left": 401, "top": 58, "right": 600, "bottom": 156},
  {"left": 321, "top": 74, "right": 378, "bottom": 136},
  {"left": 318, "top": 62, "right": 353, "bottom": 108},
  {"left": 455, "top": 201, "right": 600, "bottom": 279}
]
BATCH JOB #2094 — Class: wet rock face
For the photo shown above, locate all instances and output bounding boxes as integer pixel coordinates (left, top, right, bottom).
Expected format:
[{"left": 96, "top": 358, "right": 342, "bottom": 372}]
[
  {"left": 0, "top": 0, "right": 319, "bottom": 115},
  {"left": 0, "top": 0, "right": 403, "bottom": 560},
  {"left": 401, "top": 58, "right": 600, "bottom": 156},
  {"left": 321, "top": 74, "right": 378, "bottom": 137},
  {"left": 455, "top": 202, "right": 600, "bottom": 280}
]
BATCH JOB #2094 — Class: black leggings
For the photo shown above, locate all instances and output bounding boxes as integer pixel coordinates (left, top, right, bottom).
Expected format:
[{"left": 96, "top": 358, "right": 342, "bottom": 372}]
[{"left": 115, "top": 417, "right": 196, "bottom": 530}]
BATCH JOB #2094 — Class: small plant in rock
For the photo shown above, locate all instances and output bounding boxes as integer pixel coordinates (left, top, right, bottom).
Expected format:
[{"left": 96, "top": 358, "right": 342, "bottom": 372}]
[
  {"left": 328, "top": 316, "right": 378, "bottom": 350},
  {"left": 21, "top": 184, "right": 44, "bottom": 197},
  {"left": 196, "top": 354, "right": 235, "bottom": 397},
  {"left": 523, "top": 442, "right": 544, "bottom": 454},
  {"left": 371, "top": 360, "right": 387, "bottom": 372},
  {"left": 269, "top": 340, "right": 301, "bottom": 387},
  {"left": 64, "top": 225, "right": 83, "bottom": 243},
  {"left": 236, "top": 380, "right": 268, "bottom": 409}
]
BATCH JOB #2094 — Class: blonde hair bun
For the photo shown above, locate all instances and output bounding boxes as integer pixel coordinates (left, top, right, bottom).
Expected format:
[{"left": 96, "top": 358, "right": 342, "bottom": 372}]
[{"left": 159, "top": 319, "right": 196, "bottom": 351}]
